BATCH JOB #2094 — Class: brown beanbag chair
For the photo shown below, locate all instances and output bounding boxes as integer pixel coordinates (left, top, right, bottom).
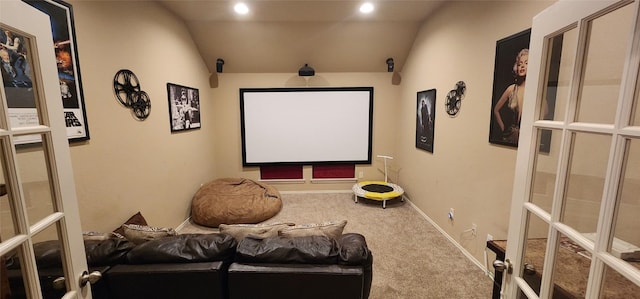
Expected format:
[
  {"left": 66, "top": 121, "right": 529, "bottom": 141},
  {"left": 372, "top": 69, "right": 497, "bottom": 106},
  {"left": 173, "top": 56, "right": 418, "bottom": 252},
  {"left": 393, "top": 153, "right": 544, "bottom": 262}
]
[{"left": 191, "top": 178, "right": 282, "bottom": 228}]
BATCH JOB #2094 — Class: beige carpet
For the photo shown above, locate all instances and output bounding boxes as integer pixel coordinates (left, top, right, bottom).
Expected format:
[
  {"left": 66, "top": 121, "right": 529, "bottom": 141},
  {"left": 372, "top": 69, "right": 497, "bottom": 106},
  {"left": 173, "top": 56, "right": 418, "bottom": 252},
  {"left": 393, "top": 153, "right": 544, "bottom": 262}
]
[{"left": 180, "top": 192, "right": 494, "bottom": 299}]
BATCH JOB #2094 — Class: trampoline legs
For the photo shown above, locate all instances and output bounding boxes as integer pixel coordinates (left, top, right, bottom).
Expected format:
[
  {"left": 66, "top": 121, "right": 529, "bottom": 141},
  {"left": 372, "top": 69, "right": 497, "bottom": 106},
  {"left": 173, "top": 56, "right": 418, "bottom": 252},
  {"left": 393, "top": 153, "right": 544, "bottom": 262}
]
[
  {"left": 383, "top": 200, "right": 386, "bottom": 209},
  {"left": 354, "top": 194, "right": 358, "bottom": 203}
]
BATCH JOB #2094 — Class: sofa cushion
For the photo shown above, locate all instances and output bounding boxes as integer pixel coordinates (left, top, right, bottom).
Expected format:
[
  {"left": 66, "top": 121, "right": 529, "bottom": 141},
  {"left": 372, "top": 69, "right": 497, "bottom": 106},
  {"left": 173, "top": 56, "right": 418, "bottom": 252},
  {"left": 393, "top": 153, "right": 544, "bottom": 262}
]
[
  {"left": 338, "top": 233, "right": 372, "bottom": 265},
  {"left": 122, "top": 224, "right": 177, "bottom": 244},
  {"left": 85, "top": 238, "right": 137, "bottom": 266},
  {"left": 126, "top": 233, "right": 237, "bottom": 264},
  {"left": 278, "top": 220, "right": 347, "bottom": 240},
  {"left": 236, "top": 235, "right": 339, "bottom": 264},
  {"left": 219, "top": 222, "right": 294, "bottom": 242},
  {"left": 6, "top": 238, "right": 135, "bottom": 269}
]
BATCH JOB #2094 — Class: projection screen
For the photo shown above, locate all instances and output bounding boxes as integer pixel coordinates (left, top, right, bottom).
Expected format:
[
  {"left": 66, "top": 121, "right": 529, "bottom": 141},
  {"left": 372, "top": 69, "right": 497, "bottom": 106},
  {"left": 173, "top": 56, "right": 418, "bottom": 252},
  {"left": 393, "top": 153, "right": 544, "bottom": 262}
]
[{"left": 240, "top": 87, "right": 373, "bottom": 166}]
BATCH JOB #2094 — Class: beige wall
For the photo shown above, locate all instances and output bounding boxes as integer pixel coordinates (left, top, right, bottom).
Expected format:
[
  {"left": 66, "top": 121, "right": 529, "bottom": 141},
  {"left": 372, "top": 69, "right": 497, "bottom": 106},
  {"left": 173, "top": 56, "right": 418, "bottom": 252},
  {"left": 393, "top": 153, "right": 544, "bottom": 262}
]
[
  {"left": 395, "top": 1, "right": 554, "bottom": 262},
  {"left": 211, "top": 73, "right": 400, "bottom": 191},
  {"left": 67, "top": 0, "right": 217, "bottom": 233},
  {"left": 209, "top": 1, "right": 556, "bottom": 265},
  {"left": 63, "top": 0, "right": 555, "bottom": 265}
]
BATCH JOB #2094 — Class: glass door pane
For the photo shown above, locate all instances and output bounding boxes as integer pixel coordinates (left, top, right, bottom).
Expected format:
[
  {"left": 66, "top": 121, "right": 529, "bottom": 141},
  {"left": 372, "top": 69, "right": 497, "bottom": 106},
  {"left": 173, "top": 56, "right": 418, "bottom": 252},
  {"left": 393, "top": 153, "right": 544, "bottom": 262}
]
[
  {"left": 600, "top": 264, "right": 640, "bottom": 298},
  {"left": 15, "top": 134, "right": 56, "bottom": 227},
  {"left": 611, "top": 139, "right": 640, "bottom": 266},
  {"left": 0, "top": 137, "right": 16, "bottom": 240},
  {"left": 563, "top": 132, "right": 611, "bottom": 233},
  {"left": 531, "top": 128, "right": 562, "bottom": 214},
  {"left": 575, "top": 4, "right": 635, "bottom": 124},
  {"left": 521, "top": 212, "right": 551, "bottom": 297},
  {"left": 540, "top": 28, "right": 578, "bottom": 123},
  {"left": 550, "top": 233, "right": 591, "bottom": 298}
]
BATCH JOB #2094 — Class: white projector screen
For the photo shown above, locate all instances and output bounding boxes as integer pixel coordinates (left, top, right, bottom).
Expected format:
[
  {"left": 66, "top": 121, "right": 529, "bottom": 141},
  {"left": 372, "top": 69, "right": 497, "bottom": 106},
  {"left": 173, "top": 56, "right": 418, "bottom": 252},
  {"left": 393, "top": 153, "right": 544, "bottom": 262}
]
[{"left": 240, "top": 87, "right": 373, "bottom": 166}]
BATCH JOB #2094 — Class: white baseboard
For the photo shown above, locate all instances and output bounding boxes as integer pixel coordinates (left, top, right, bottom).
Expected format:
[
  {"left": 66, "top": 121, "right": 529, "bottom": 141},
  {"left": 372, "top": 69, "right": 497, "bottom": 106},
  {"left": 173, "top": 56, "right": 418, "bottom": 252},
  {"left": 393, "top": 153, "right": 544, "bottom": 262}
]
[
  {"left": 280, "top": 189, "right": 353, "bottom": 194},
  {"left": 403, "top": 195, "right": 488, "bottom": 274},
  {"left": 175, "top": 216, "right": 192, "bottom": 231}
]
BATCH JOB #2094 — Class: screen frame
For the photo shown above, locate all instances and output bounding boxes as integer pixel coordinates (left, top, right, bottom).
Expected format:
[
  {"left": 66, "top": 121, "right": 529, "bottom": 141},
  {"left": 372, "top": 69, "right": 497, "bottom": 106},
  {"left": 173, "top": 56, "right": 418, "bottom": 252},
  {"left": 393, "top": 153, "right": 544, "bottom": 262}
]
[{"left": 240, "top": 87, "right": 374, "bottom": 166}]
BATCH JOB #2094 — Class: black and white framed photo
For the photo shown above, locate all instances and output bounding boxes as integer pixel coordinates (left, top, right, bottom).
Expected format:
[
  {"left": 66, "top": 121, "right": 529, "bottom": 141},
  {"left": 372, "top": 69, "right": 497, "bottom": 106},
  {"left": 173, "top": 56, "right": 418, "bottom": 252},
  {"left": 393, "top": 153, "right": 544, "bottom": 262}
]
[
  {"left": 167, "top": 83, "right": 200, "bottom": 132},
  {"left": 416, "top": 89, "right": 436, "bottom": 153},
  {"left": 489, "top": 28, "right": 530, "bottom": 148},
  {"left": 24, "top": 0, "right": 90, "bottom": 142}
]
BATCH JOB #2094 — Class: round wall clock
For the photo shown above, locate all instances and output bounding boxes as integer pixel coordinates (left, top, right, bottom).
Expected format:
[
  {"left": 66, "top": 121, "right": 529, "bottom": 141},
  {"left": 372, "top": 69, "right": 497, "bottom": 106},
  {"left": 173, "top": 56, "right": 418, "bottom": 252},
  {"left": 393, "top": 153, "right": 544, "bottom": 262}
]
[{"left": 445, "top": 81, "right": 466, "bottom": 116}]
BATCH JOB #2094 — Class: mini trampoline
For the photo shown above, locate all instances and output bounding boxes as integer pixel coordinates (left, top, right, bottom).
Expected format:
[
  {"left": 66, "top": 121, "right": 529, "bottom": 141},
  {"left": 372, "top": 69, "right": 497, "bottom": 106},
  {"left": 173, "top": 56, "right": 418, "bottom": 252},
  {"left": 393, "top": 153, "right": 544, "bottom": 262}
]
[{"left": 352, "top": 155, "right": 404, "bottom": 209}]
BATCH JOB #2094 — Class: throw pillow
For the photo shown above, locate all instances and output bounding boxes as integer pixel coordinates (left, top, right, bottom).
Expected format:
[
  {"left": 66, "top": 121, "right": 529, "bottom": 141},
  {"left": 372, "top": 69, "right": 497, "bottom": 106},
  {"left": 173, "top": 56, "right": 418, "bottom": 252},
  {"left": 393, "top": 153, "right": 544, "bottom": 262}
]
[
  {"left": 112, "top": 211, "right": 148, "bottom": 237},
  {"left": 122, "top": 224, "right": 176, "bottom": 244},
  {"left": 219, "top": 222, "right": 294, "bottom": 242},
  {"left": 83, "top": 231, "right": 111, "bottom": 241},
  {"left": 278, "top": 220, "right": 347, "bottom": 240}
]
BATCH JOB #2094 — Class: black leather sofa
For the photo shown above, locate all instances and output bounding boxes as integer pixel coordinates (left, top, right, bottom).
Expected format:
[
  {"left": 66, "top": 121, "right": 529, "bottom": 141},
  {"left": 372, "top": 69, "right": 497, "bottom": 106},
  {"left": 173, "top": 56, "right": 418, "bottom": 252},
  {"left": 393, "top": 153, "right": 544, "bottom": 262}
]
[
  {"left": 4, "top": 232, "right": 372, "bottom": 299},
  {"left": 229, "top": 233, "right": 373, "bottom": 299}
]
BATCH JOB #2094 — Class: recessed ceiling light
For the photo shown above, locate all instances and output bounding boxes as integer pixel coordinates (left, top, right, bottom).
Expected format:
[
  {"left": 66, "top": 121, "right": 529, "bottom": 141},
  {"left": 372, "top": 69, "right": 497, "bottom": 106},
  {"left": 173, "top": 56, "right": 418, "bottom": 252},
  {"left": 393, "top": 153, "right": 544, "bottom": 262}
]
[
  {"left": 359, "top": 2, "right": 374, "bottom": 14},
  {"left": 234, "top": 2, "right": 249, "bottom": 15}
]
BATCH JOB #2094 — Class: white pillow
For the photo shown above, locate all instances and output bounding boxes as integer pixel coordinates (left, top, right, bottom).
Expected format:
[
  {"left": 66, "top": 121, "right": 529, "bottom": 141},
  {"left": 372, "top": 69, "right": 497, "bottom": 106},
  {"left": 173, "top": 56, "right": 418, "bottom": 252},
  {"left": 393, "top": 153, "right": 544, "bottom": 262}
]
[
  {"left": 122, "top": 224, "right": 176, "bottom": 244},
  {"left": 278, "top": 220, "right": 347, "bottom": 240}
]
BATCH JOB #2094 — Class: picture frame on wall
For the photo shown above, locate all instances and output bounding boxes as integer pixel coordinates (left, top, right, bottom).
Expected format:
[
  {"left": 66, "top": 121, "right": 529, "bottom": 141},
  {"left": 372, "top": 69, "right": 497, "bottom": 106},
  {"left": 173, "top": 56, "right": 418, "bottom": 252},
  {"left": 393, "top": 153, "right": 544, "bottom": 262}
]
[
  {"left": 24, "top": 0, "right": 90, "bottom": 142},
  {"left": 1, "top": 25, "right": 39, "bottom": 145},
  {"left": 167, "top": 83, "right": 201, "bottom": 132},
  {"left": 416, "top": 89, "right": 436, "bottom": 153},
  {"left": 488, "top": 28, "right": 531, "bottom": 148}
]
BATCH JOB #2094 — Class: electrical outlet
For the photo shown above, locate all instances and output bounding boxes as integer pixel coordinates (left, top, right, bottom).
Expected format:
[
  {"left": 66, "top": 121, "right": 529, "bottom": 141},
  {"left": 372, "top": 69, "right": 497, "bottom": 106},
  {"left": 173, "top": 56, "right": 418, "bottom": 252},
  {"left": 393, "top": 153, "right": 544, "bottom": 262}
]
[
  {"left": 358, "top": 171, "right": 364, "bottom": 178},
  {"left": 487, "top": 234, "right": 494, "bottom": 242}
]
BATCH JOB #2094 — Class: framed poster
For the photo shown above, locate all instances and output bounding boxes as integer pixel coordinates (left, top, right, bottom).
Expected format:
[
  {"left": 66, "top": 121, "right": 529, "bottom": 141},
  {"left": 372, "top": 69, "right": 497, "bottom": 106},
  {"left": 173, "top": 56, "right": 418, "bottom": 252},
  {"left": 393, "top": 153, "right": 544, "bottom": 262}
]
[
  {"left": 23, "top": 0, "right": 90, "bottom": 142},
  {"left": 489, "top": 29, "right": 530, "bottom": 148},
  {"left": 167, "top": 83, "right": 200, "bottom": 132},
  {"left": 416, "top": 89, "right": 436, "bottom": 153},
  {"left": 1, "top": 25, "right": 39, "bottom": 144}
]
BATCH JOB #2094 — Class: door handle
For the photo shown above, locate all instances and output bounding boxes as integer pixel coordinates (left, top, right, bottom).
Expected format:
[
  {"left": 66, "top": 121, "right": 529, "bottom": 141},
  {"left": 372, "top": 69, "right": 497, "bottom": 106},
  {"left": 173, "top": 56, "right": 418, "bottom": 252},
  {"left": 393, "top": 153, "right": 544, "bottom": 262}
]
[
  {"left": 493, "top": 258, "right": 513, "bottom": 274},
  {"left": 80, "top": 270, "right": 102, "bottom": 287}
]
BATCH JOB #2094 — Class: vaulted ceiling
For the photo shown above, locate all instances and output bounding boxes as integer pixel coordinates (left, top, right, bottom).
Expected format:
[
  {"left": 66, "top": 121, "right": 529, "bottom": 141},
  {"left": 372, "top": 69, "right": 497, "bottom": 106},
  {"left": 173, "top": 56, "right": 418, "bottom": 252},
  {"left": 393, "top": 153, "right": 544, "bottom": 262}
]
[{"left": 157, "top": 0, "right": 445, "bottom": 74}]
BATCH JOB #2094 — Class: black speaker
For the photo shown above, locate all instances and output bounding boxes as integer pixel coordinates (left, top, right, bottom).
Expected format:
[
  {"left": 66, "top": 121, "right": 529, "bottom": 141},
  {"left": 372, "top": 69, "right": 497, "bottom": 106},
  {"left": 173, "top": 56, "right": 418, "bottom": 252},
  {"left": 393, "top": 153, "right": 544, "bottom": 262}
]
[
  {"left": 298, "top": 64, "right": 315, "bottom": 76},
  {"left": 386, "top": 58, "right": 394, "bottom": 72},
  {"left": 216, "top": 58, "right": 225, "bottom": 73}
]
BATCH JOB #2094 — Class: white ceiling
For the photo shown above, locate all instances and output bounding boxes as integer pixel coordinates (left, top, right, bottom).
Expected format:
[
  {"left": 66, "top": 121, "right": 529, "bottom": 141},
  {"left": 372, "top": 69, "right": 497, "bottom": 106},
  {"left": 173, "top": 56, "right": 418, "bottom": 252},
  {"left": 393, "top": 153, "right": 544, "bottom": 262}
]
[{"left": 157, "top": 0, "right": 446, "bottom": 74}]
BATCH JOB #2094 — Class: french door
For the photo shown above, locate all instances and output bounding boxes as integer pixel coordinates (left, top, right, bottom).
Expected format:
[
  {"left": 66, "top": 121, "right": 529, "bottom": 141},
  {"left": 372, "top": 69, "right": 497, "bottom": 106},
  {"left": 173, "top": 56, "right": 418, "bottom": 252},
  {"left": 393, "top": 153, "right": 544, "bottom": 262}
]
[
  {"left": 502, "top": 0, "right": 640, "bottom": 298},
  {"left": 1, "top": 1, "right": 90, "bottom": 298}
]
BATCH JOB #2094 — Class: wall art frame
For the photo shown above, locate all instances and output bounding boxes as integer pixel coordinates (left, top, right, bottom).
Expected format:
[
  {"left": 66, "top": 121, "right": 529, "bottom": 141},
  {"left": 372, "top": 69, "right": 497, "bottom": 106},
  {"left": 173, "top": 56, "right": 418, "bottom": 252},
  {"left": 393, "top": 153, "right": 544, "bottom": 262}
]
[
  {"left": 1, "top": 25, "right": 39, "bottom": 145},
  {"left": 416, "top": 89, "right": 436, "bottom": 153},
  {"left": 489, "top": 28, "right": 531, "bottom": 148},
  {"left": 23, "top": 0, "right": 90, "bottom": 142},
  {"left": 167, "top": 83, "right": 200, "bottom": 132}
]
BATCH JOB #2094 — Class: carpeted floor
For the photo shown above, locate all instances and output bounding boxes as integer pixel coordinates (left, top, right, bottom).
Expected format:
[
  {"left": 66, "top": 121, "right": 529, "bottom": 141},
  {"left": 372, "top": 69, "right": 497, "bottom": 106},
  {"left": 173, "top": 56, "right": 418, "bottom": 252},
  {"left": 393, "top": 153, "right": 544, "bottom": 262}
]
[{"left": 180, "top": 192, "right": 494, "bottom": 299}]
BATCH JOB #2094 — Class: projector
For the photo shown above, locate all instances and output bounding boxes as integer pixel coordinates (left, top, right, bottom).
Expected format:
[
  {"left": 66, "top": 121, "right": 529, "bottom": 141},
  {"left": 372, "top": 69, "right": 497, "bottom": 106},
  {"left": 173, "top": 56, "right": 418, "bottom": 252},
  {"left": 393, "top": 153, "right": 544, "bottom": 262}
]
[{"left": 298, "top": 64, "right": 315, "bottom": 77}]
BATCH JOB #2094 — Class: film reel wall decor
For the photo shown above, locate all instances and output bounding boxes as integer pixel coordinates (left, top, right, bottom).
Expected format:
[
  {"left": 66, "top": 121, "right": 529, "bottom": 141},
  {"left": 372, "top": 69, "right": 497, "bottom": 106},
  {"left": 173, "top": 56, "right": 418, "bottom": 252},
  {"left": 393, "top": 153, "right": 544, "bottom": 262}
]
[
  {"left": 113, "top": 69, "right": 151, "bottom": 120},
  {"left": 445, "top": 81, "right": 466, "bottom": 117}
]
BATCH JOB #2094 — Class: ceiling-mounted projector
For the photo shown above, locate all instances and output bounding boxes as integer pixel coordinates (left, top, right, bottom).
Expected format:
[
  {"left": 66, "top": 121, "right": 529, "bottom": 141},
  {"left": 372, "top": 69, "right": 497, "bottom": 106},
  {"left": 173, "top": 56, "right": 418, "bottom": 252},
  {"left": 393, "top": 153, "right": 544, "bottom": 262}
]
[{"left": 298, "top": 64, "right": 315, "bottom": 76}]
